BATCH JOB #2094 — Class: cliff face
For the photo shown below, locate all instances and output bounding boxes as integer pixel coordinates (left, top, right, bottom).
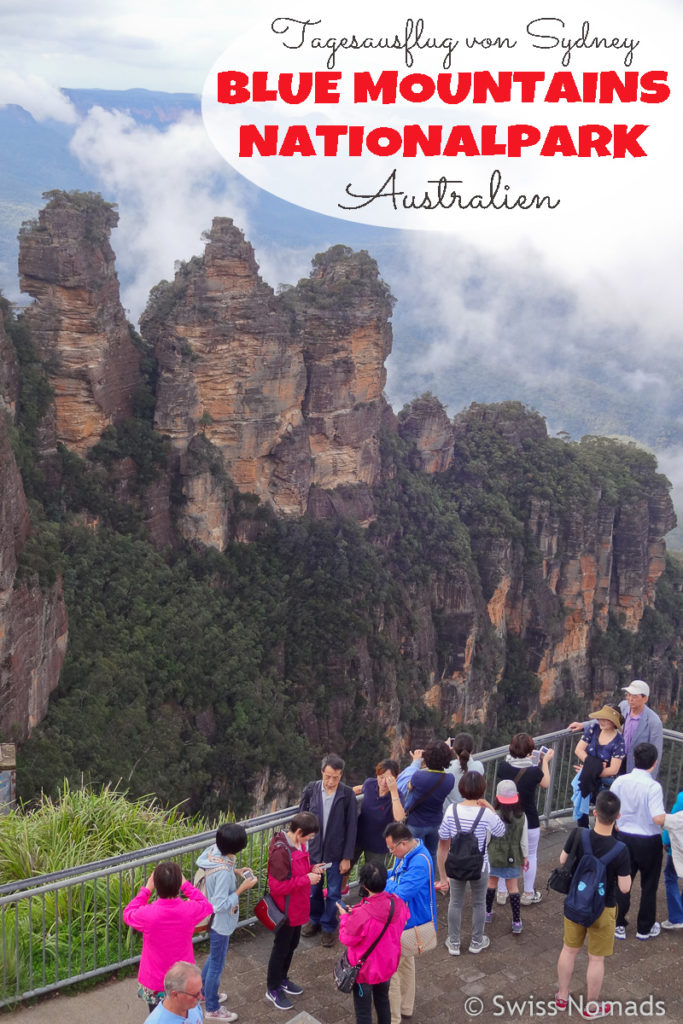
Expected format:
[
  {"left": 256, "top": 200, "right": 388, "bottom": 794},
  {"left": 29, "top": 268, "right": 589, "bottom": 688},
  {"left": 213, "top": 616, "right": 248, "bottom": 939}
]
[
  {"left": 17, "top": 192, "right": 141, "bottom": 456},
  {"left": 6, "top": 196, "right": 679, "bottom": 780},
  {"left": 141, "top": 225, "right": 393, "bottom": 544},
  {"left": 0, "top": 312, "right": 19, "bottom": 415},
  {"left": 0, "top": 410, "right": 67, "bottom": 741},
  {"left": 397, "top": 398, "right": 677, "bottom": 723}
]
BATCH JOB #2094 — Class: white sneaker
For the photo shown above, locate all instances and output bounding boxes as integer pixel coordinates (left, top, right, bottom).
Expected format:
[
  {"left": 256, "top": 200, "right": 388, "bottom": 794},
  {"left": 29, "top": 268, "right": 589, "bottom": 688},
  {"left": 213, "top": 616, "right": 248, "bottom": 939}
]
[
  {"left": 205, "top": 1011, "right": 238, "bottom": 1021},
  {"left": 636, "top": 922, "right": 661, "bottom": 940},
  {"left": 468, "top": 936, "right": 491, "bottom": 954},
  {"left": 444, "top": 937, "right": 460, "bottom": 956},
  {"left": 661, "top": 919, "right": 683, "bottom": 930},
  {"left": 614, "top": 925, "right": 626, "bottom": 940},
  {"left": 520, "top": 890, "right": 542, "bottom": 905},
  {"left": 218, "top": 994, "right": 227, "bottom": 1004},
  {"left": 496, "top": 891, "right": 508, "bottom": 905}
]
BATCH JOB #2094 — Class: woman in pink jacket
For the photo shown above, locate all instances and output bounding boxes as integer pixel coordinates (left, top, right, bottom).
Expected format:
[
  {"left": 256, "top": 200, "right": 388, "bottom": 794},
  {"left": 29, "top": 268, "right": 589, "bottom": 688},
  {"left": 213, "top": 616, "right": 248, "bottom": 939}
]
[
  {"left": 123, "top": 861, "right": 213, "bottom": 1013},
  {"left": 266, "top": 811, "right": 323, "bottom": 1011},
  {"left": 338, "top": 862, "right": 410, "bottom": 1024}
]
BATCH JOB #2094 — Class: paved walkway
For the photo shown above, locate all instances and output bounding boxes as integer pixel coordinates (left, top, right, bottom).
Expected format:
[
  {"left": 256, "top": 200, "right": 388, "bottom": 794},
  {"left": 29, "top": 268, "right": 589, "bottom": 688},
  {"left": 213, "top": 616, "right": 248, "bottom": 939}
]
[{"left": 9, "top": 821, "right": 683, "bottom": 1023}]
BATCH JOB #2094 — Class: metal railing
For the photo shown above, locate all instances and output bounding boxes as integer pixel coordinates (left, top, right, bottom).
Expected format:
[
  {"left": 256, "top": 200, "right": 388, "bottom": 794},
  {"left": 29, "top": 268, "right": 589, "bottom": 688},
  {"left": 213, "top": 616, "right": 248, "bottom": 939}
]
[{"left": 2, "top": 727, "right": 683, "bottom": 1008}]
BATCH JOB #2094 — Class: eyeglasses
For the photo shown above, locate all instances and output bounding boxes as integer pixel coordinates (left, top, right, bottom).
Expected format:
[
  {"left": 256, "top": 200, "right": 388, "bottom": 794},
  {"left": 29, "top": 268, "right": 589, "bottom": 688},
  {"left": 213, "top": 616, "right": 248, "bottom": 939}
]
[
  {"left": 385, "top": 840, "right": 406, "bottom": 853},
  {"left": 177, "top": 989, "right": 204, "bottom": 1001}
]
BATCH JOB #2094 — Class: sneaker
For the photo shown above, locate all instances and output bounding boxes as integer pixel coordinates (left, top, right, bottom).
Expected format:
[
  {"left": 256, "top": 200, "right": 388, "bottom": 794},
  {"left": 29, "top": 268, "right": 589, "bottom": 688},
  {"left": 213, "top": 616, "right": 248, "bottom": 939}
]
[
  {"left": 512, "top": 920, "right": 523, "bottom": 935},
  {"left": 468, "top": 936, "right": 491, "bottom": 954},
  {"left": 581, "top": 1001, "right": 612, "bottom": 1019},
  {"left": 266, "top": 989, "right": 293, "bottom": 1011},
  {"left": 553, "top": 995, "right": 569, "bottom": 1010},
  {"left": 321, "top": 931, "right": 336, "bottom": 947},
  {"left": 444, "top": 937, "right": 460, "bottom": 956},
  {"left": 218, "top": 994, "right": 228, "bottom": 1004},
  {"left": 521, "top": 890, "right": 542, "bottom": 905},
  {"left": 614, "top": 925, "right": 626, "bottom": 940},
  {"left": 205, "top": 1011, "right": 238, "bottom": 1021},
  {"left": 485, "top": 911, "right": 493, "bottom": 924},
  {"left": 636, "top": 922, "right": 661, "bottom": 940},
  {"left": 281, "top": 978, "right": 304, "bottom": 996},
  {"left": 301, "top": 921, "right": 321, "bottom": 937},
  {"left": 661, "top": 919, "right": 683, "bottom": 930},
  {"left": 496, "top": 891, "right": 508, "bottom": 905}
]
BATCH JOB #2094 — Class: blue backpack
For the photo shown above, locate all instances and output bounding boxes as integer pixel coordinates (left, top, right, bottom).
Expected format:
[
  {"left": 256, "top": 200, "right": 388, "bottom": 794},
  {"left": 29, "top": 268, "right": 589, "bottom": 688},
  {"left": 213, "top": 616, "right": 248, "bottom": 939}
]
[{"left": 563, "top": 830, "right": 625, "bottom": 927}]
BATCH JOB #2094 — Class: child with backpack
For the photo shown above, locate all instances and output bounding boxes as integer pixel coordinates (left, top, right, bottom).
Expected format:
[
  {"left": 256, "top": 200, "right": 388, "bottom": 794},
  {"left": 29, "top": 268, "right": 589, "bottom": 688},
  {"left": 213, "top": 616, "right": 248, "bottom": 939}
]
[
  {"left": 555, "top": 790, "right": 631, "bottom": 1019},
  {"left": 485, "top": 780, "right": 529, "bottom": 934},
  {"left": 436, "top": 771, "right": 505, "bottom": 955}
]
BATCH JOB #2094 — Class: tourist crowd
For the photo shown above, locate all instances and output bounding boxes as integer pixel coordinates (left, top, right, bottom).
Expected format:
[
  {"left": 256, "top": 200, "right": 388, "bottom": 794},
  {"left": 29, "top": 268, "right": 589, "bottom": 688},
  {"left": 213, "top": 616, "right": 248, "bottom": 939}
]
[{"left": 121, "top": 678, "right": 682, "bottom": 1023}]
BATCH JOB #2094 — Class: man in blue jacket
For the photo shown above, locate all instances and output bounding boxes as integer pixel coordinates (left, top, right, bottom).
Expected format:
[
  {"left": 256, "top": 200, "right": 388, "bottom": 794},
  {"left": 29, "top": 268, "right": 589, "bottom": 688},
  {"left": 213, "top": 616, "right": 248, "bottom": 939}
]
[
  {"left": 299, "top": 753, "right": 357, "bottom": 946},
  {"left": 384, "top": 822, "right": 437, "bottom": 1024}
]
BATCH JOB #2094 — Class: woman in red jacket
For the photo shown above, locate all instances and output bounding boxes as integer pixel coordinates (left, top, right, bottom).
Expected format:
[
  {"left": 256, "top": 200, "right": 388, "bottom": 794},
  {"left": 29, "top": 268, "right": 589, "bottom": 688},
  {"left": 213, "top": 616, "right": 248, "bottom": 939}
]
[
  {"left": 338, "top": 862, "right": 410, "bottom": 1024},
  {"left": 266, "top": 811, "right": 323, "bottom": 1011}
]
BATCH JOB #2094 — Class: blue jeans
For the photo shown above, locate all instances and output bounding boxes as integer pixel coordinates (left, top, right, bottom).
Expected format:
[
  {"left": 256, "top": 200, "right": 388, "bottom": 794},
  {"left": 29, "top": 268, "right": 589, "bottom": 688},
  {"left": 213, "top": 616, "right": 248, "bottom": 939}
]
[
  {"left": 407, "top": 824, "right": 438, "bottom": 864},
  {"left": 201, "top": 929, "right": 230, "bottom": 1012},
  {"left": 310, "top": 861, "right": 342, "bottom": 933},
  {"left": 664, "top": 853, "right": 683, "bottom": 924}
]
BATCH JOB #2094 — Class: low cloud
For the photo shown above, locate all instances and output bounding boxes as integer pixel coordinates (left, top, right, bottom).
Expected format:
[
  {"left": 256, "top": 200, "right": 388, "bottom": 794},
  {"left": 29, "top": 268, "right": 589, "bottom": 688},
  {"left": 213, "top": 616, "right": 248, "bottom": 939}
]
[
  {"left": 0, "top": 70, "right": 77, "bottom": 123},
  {"left": 69, "top": 106, "right": 251, "bottom": 319}
]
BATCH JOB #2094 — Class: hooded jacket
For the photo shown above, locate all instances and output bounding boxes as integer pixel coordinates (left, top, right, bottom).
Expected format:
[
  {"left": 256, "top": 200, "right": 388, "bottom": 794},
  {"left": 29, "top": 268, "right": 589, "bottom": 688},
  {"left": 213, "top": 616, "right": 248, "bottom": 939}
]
[
  {"left": 338, "top": 891, "right": 410, "bottom": 984},
  {"left": 267, "top": 831, "right": 313, "bottom": 927},
  {"left": 196, "top": 844, "right": 240, "bottom": 936}
]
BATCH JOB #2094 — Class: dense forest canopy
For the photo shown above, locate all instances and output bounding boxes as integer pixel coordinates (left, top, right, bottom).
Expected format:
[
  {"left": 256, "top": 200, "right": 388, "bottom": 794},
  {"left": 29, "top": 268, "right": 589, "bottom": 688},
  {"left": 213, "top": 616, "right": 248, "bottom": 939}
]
[{"left": 2, "top": 281, "right": 681, "bottom": 819}]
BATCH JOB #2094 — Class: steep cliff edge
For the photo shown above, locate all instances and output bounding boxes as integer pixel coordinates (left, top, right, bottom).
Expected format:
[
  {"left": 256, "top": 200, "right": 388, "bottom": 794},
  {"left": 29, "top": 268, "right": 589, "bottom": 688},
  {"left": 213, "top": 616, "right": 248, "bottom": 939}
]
[
  {"left": 6, "top": 197, "right": 679, "bottom": 814},
  {"left": 141, "top": 225, "right": 393, "bottom": 544},
  {"left": 394, "top": 399, "right": 677, "bottom": 729},
  {"left": 18, "top": 191, "right": 141, "bottom": 456},
  {"left": 0, "top": 390, "right": 67, "bottom": 742}
]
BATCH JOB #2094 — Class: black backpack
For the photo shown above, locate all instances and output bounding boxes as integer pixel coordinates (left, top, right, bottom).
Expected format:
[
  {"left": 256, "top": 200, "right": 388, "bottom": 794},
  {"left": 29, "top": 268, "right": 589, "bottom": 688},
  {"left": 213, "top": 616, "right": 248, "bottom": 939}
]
[
  {"left": 563, "top": 830, "right": 624, "bottom": 927},
  {"left": 445, "top": 806, "right": 485, "bottom": 880}
]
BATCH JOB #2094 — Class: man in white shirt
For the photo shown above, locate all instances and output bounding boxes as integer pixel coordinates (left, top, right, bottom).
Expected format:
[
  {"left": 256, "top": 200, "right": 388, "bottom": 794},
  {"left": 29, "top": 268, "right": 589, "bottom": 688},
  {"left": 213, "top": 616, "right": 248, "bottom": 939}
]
[{"left": 610, "top": 742, "right": 666, "bottom": 941}]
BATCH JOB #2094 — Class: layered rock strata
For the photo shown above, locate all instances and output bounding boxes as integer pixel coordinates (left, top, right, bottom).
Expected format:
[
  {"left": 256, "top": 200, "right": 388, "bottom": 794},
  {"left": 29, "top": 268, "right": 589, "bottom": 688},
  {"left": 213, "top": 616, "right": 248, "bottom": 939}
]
[
  {"left": 18, "top": 192, "right": 141, "bottom": 455},
  {"left": 141, "top": 224, "right": 393, "bottom": 544}
]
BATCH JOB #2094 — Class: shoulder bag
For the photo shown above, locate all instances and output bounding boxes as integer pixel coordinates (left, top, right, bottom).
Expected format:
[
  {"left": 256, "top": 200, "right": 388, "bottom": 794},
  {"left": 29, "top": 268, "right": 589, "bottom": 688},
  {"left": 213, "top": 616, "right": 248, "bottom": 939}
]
[
  {"left": 334, "top": 897, "right": 396, "bottom": 993},
  {"left": 254, "top": 841, "right": 291, "bottom": 934},
  {"left": 400, "top": 852, "right": 438, "bottom": 956},
  {"left": 547, "top": 828, "right": 582, "bottom": 895}
]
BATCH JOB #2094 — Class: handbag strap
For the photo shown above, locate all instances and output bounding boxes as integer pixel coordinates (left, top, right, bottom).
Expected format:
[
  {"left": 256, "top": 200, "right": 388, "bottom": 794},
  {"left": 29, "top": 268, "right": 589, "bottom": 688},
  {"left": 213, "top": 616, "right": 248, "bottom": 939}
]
[
  {"left": 353, "top": 896, "right": 396, "bottom": 967},
  {"left": 513, "top": 767, "right": 527, "bottom": 784},
  {"left": 406, "top": 773, "right": 446, "bottom": 819},
  {"left": 266, "top": 839, "right": 293, "bottom": 919}
]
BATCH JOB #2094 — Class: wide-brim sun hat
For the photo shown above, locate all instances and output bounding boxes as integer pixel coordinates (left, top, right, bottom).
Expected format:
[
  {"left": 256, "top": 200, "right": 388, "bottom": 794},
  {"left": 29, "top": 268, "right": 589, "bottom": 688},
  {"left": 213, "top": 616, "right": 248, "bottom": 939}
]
[{"left": 588, "top": 705, "right": 622, "bottom": 731}]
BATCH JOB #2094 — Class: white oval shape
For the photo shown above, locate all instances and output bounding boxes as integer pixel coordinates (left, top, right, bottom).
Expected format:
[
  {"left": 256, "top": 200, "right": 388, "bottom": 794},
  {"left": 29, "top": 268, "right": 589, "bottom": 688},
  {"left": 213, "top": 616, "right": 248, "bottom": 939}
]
[{"left": 201, "top": 0, "right": 679, "bottom": 257}]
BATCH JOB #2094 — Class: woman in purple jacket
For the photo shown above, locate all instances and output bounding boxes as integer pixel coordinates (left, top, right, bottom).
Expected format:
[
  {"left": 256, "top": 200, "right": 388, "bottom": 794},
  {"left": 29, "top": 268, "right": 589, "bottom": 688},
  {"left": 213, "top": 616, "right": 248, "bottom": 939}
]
[{"left": 338, "top": 862, "right": 410, "bottom": 1024}]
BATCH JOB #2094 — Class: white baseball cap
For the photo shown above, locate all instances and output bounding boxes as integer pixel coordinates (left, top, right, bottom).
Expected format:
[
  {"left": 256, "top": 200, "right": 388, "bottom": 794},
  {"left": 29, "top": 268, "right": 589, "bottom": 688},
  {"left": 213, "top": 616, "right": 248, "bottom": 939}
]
[{"left": 623, "top": 680, "right": 650, "bottom": 697}]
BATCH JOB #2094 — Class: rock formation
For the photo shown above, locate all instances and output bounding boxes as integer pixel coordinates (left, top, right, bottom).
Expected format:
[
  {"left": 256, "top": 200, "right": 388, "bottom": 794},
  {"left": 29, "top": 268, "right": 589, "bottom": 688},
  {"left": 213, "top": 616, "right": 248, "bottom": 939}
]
[
  {"left": 17, "top": 191, "right": 141, "bottom": 456},
  {"left": 4, "top": 194, "right": 678, "bottom": 773},
  {"left": 141, "top": 224, "right": 393, "bottom": 544}
]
